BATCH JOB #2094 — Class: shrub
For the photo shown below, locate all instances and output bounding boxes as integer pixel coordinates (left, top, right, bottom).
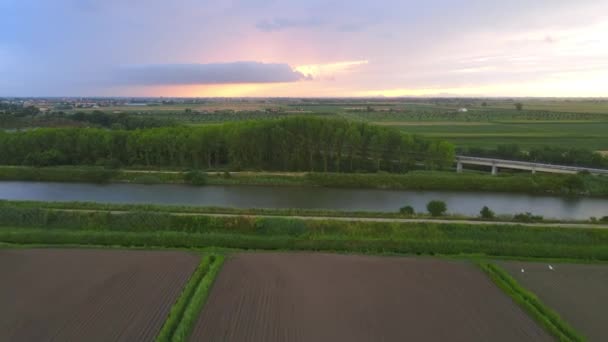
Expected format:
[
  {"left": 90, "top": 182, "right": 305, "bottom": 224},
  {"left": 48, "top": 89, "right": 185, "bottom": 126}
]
[
  {"left": 480, "top": 206, "right": 495, "bottom": 219},
  {"left": 426, "top": 200, "right": 447, "bottom": 217},
  {"left": 223, "top": 171, "right": 232, "bottom": 179},
  {"left": 601, "top": 216, "right": 608, "bottom": 223},
  {"left": 184, "top": 171, "right": 207, "bottom": 186},
  {"left": 513, "top": 212, "right": 544, "bottom": 223},
  {"left": 562, "top": 175, "right": 585, "bottom": 194},
  {"left": 399, "top": 205, "right": 414, "bottom": 215}
]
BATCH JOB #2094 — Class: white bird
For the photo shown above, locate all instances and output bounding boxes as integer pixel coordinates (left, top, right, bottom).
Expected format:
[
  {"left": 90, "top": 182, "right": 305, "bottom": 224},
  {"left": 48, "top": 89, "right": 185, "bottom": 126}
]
[
  {"left": 521, "top": 268, "right": 525, "bottom": 273},
  {"left": 548, "top": 265, "right": 554, "bottom": 270}
]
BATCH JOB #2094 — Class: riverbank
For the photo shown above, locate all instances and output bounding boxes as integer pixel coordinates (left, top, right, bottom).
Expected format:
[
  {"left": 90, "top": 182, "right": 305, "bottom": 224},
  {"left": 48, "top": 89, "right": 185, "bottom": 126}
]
[
  {"left": 2, "top": 200, "right": 607, "bottom": 227},
  {"left": 1, "top": 204, "right": 608, "bottom": 261},
  {"left": 1, "top": 165, "right": 607, "bottom": 197}
]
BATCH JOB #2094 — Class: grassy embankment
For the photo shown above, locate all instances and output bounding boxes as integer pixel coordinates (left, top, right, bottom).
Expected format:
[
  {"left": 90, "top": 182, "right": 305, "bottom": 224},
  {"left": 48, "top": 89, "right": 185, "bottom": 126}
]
[
  {"left": 1, "top": 165, "right": 607, "bottom": 196},
  {"left": 479, "top": 263, "right": 584, "bottom": 342},
  {"left": 1, "top": 206, "right": 608, "bottom": 260},
  {"left": 3, "top": 200, "right": 606, "bottom": 225},
  {"left": 156, "top": 254, "right": 224, "bottom": 342}
]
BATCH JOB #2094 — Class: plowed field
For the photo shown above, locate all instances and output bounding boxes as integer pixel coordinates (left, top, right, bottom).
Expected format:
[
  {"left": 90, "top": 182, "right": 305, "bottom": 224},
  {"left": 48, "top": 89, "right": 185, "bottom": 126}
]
[
  {"left": 0, "top": 248, "right": 199, "bottom": 341},
  {"left": 498, "top": 261, "right": 608, "bottom": 341},
  {"left": 191, "top": 253, "right": 551, "bottom": 342}
]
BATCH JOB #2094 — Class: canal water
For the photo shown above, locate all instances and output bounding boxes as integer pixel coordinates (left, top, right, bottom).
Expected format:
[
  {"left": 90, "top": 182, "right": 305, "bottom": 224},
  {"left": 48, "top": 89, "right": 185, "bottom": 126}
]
[{"left": 0, "top": 181, "right": 606, "bottom": 220}]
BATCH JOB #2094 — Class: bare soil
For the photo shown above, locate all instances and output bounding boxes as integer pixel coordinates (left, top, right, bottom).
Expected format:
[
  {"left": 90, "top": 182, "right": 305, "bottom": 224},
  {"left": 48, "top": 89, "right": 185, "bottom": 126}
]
[
  {"left": 0, "top": 248, "right": 200, "bottom": 342},
  {"left": 191, "top": 253, "right": 551, "bottom": 342},
  {"left": 498, "top": 261, "right": 608, "bottom": 341}
]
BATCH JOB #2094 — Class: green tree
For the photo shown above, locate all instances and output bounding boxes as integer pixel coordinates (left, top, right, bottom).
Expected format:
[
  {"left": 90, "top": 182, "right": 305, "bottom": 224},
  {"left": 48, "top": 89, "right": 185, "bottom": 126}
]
[
  {"left": 184, "top": 170, "right": 207, "bottom": 186},
  {"left": 427, "top": 200, "right": 447, "bottom": 217},
  {"left": 563, "top": 175, "right": 585, "bottom": 194},
  {"left": 399, "top": 205, "right": 414, "bottom": 215},
  {"left": 480, "top": 206, "right": 495, "bottom": 219},
  {"left": 515, "top": 103, "right": 523, "bottom": 111}
]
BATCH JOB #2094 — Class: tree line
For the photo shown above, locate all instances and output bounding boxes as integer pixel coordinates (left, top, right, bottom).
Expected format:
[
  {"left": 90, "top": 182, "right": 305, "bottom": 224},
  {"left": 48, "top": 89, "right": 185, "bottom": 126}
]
[
  {"left": 0, "top": 105, "right": 174, "bottom": 130},
  {"left": 0, "top": 116, "right": 455, "bottom": 172},
  {"left": 463, "top": 144, "right": 608, "bottom": 169}
]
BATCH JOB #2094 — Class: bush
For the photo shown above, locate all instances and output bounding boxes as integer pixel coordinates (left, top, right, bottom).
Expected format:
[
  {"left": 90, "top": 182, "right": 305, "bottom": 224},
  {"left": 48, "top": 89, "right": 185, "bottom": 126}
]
[
  {"left": 513, "top": 212, "right": 544, "bottom": 223},
  {"left": 562, "top": 175, "right": 585, "bottom": 194},
  {"left": 223, "top": 171, "right": 232, "bottom": 179},
  {"left": 399, "top": 205, "right": 414, "bottom": 215},
  {"left": 601, "top": 216, "right": 608, "bottom": 223},
  {"left": 184, "top": 171, "right": 207, "bottom": 186},
  {"left": 480, "top": 206, "right": 495, "bottom": 219},
  {"left": 426, "top": 200, "right": 447, "bottom": 217}
]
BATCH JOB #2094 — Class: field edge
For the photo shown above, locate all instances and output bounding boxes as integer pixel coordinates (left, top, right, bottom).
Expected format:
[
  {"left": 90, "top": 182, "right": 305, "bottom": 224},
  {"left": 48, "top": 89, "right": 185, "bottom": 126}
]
[
  {"left": 156, "top": 255, "right": 209, "bottom": 342},
  {"left": 478, "top": 262, "right": 584, "bottom": 342},
  {"left": 167, "top": 254, "right": 225, "bottom": 342}
]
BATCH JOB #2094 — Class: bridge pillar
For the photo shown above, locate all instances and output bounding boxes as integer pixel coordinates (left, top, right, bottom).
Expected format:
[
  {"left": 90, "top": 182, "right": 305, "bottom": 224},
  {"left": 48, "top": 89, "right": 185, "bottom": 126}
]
[
  {"left": 491, "top": 164, "right": 498, "bottom": 175},
  {"left": 456, "top": 161, "right": 462, "bottom": 173}
]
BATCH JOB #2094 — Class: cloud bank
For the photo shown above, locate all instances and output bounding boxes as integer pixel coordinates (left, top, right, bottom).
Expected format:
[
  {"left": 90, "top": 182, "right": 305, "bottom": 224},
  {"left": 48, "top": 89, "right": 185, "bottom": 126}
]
[
  {"left": 256, "top": 17, "right": 324, "bottom": 32},
  {"left": 115, "top": 62, "right": 305, "bottom": 85}
]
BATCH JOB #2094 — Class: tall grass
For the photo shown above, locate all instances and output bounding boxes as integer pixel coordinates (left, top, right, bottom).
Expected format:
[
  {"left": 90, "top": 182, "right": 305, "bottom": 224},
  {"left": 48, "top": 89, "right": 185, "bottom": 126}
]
[
  {"left": 156, "top": 256, "right": 211, "bottom": 342},
  {"left": 479, "top": 263, "right": 584, "bottom": 342},
  {"left": 172, "top": 255, "right": 225, "bottom": 341},
  {"left": 2, "top": 201, "right": 608, "bottom": 260},
  {"left": 2, "top": 221, "right": 608, "bottom": 260}
]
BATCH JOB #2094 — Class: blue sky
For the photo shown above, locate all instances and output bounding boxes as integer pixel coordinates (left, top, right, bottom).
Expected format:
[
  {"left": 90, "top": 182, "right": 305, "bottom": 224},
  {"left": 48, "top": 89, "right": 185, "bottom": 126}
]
[{"left": 1, "top": 0, "right": 607, "bottom": 97}]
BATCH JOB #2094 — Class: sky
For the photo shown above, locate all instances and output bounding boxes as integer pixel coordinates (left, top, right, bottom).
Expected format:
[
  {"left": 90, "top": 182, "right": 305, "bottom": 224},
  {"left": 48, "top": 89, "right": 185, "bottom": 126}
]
[{"left": 1, "top": 0, "right": 607, "bottom": 97}]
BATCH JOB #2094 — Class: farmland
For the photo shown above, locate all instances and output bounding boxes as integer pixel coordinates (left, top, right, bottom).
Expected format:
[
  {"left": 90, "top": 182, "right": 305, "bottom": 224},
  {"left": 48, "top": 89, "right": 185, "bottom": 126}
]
[
  {"left": 0, "top": 203, "right": 606, "bottom": 340},
  {"left": 390, "top": 121, "right": 608, "bottom": 150},
  {"left": 191, "top": 253, "right": 551, "bottom": 342},
  {"left": 0, "top": 248, "right": 200, "bottom": 341},
  {"left": 497, "top": 261, "right": 608, "bottom": 341}
]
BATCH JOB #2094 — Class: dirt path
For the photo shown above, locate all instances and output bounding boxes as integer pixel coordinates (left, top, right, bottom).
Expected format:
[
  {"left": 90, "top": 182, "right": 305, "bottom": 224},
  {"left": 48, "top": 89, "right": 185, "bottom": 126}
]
[{"left": 190, "top": 253, "right": 552, "bottom": 342}]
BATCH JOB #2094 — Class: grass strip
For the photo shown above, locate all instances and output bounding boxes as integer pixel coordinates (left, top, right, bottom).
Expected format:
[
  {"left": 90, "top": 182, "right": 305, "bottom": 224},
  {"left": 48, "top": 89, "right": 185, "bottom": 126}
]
[
  {"left": 156, "top": 256, "right": 212, "bottom": 342},
  {"left": 2, "top": 226, "right": 608, "bottom": 261},
  {"left": 3, "top": 199, "right": 602, "bottom": 225},
  {"left": 172, "top": 254, "right": 225, "bottom": 342},
  {"left": 479, "top": 262, "right": 584, "bottom": 342}
]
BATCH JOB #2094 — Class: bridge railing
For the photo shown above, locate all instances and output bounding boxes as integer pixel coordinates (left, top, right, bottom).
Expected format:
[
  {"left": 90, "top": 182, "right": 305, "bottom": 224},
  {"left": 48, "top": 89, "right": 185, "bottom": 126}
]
[{"left": 456, "top": 155, "right": 608, "bottom": 174}]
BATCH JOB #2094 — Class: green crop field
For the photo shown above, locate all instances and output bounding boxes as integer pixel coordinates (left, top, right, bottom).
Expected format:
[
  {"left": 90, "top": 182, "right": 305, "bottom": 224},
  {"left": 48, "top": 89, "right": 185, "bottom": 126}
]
[
  {"left": 6, "top": 97, "right": 608, "bottom": 151},
  {"left": 390, "top": 121, "right": 608, "bottom": 150}
]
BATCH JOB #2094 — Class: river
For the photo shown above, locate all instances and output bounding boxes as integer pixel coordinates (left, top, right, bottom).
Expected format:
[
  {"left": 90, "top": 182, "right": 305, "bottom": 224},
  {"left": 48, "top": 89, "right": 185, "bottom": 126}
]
[{"left": 0, "top": 181, "right": 606, "bottom": 220}]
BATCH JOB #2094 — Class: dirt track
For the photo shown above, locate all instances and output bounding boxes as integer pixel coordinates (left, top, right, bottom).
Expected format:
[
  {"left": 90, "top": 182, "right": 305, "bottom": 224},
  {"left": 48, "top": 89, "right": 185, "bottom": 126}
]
[
  {"left": 498, "top": 261, "right": 608, "bottom": 341},
  {"left": 0, "top": 248, "right": 199, "bottom": 342},
  {"left": 191, "top": 253, "right": 551, "bottom": 342}
]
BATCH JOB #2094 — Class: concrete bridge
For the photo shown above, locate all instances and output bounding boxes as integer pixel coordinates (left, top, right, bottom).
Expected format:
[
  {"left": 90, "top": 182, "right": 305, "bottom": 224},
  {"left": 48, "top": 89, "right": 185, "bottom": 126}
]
[{"left": 455, "top": 155, "right": 608, "bottom": 175}]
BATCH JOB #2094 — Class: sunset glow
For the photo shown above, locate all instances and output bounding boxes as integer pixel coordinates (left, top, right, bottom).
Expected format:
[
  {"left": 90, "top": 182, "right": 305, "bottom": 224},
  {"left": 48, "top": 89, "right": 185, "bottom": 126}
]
[{"left": 2, "top": 0, "right": 607, "bottom": 97}]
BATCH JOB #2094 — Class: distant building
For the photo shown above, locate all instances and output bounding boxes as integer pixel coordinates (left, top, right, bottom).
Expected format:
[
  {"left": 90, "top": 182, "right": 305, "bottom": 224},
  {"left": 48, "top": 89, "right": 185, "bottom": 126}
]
[{"left": 458, "top": 108, "right": 468, "bottom": 112}]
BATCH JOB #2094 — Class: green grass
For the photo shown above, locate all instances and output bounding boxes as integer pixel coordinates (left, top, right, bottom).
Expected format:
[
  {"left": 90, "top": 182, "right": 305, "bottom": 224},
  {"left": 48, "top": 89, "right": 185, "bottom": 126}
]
[
  {"left": 2, "top": 205, "right": 608, "bottom": 260},
  {"left": 156, "top": 255, "right": 225, "bottom": 342},
  {"left": 392, "top": 121, "right": 608, "bottom": 150},
  {"left": 156, "top": 256, "right": 211, "bottom": 342},
  {"left": 171, "top": 255, "right": 224, "bottom": 341},
  {"left": 4, "top": 199, "right": 603, "bottom": 224},
  {"left": 479, "top": 263, "right": 584, "bottom": 342}
]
